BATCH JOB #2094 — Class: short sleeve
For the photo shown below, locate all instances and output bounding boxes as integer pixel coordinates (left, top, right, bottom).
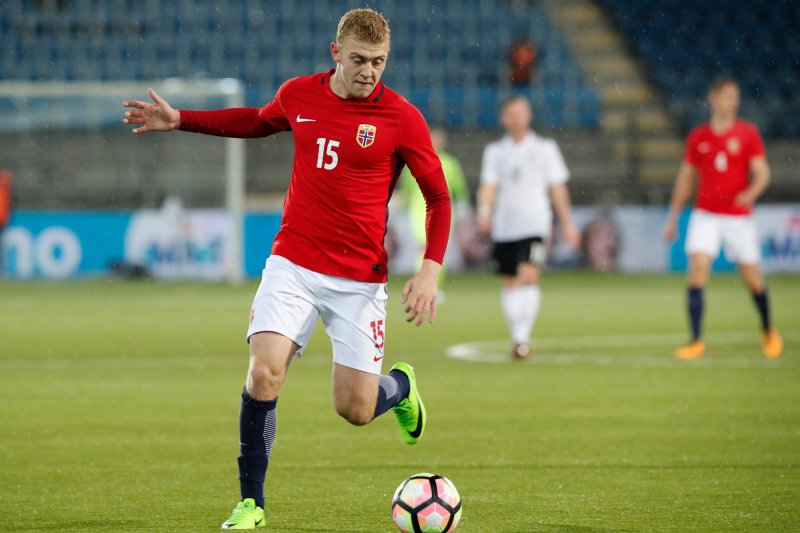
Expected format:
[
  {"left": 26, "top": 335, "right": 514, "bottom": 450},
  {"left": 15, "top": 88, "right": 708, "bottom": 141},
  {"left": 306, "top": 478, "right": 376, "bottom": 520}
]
[
  {"left": 683, "top": 129, "right": 699, "bottom": 167},
  {"left": 545, "top": 140, "right": 569, "bottom": 185},
  {"left": 396, "top": 104, "right": 441, "bottom": 178},
  {"left": 257, "top": 80, "right": 292, "bottom": 131},
  {"left": 480, "top": 144, "right": 500, "bottom": 185},
  {"left": 746, "top": 124, "right": 766, "bottom": 159}
]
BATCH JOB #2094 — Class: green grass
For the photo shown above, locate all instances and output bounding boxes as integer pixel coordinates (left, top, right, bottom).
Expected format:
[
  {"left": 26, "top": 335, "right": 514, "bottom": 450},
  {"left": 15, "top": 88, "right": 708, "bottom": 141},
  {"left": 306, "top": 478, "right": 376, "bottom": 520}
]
[{"left": 0, "top": 272, "right": 798, "bottom": 532}]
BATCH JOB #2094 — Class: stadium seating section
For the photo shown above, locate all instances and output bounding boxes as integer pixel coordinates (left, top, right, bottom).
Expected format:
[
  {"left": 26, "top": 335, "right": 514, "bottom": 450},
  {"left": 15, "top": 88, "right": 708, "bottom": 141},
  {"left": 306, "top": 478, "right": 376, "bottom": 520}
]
[
  {"left": 600, "top": 0, "right": 800, "bottom": 138},
  {"left": 0, "top": 0, "right": 601, "bottom": 129}
]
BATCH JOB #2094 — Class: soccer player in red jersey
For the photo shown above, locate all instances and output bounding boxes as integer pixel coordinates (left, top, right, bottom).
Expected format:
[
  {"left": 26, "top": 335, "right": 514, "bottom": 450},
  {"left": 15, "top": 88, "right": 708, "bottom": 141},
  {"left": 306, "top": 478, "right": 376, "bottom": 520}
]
[
  {"left": 663, "top": 77, "right": 782, "bottom": 360},
  {"left": 123, "top": 9, "right": 450, "bottom": 529}
]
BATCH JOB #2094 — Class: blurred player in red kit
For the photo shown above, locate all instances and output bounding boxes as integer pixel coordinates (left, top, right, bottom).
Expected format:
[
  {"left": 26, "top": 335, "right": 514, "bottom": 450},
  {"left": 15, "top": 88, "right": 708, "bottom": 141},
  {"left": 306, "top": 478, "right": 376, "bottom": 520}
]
[
  {"left": 663, "top": 77, "right": 782, "bottom": 360},
  {"left": 0, "top": 170, "right": 11, "bottom": 275},
  {"left": 123, "top": 9, "right": 450, "bottom": 529}
]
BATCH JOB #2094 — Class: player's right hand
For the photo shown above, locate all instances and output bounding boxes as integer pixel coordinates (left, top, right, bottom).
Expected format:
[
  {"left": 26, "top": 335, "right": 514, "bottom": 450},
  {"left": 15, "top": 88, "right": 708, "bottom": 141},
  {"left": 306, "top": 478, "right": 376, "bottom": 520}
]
[
  {"left": 122, "top": 88, "right": 180, "bottom": 134},
  {"left": 562, "top": 223, "right": 581, "bottom": 248},
  {"left": 477, "top": 213, "right": 492, "bottom": 235},
  {"left": 662, "top": 219, "right": 677, "bottom": 241}
]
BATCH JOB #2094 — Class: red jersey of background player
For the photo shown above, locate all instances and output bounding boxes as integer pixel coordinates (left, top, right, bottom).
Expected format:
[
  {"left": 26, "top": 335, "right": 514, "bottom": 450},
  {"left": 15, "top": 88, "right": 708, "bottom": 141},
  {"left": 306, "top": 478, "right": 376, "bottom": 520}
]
[
  {"left": 683, "top": 118, "right": 765, "bottom": 216},
  {"left": 0, "top": 170, "right": 11, "bottom": 227},
  {"left": 180, "top": 69, "right": 450, "bottom": 283}
]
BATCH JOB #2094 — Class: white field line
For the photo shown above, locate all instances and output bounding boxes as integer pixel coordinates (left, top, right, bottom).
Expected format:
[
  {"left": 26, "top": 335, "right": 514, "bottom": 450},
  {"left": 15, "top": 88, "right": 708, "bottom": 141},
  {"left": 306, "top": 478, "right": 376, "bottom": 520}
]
[{"left": 445, "top": 331, "right": 798, "bottom": 367}]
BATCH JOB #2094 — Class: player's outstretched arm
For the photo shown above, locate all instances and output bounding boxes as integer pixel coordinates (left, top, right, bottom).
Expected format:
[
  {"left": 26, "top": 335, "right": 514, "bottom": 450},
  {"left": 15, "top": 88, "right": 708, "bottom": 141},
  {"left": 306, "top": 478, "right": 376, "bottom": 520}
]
[
  {"left": 122, "top": 88, "right": 180, "bottom": 134},
  {"left": 402, "top": 259, "right": 442, "bottom": 326},
  {"left": 663, "top": 163, "right": 697, "bottom": 241}
]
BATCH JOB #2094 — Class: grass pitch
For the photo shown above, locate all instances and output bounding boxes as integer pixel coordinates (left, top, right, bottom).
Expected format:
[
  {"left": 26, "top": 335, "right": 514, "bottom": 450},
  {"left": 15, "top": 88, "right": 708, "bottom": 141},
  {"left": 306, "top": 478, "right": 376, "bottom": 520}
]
[{"left": 0, "top": 272, "right": 798, "bottom": 532}]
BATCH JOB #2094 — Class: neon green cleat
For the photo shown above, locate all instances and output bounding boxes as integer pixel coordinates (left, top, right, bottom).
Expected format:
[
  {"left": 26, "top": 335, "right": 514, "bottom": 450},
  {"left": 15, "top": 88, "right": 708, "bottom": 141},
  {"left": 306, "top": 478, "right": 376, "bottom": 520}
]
[
  {"left": 390, "top": 362, "right": 426, "bottom": 445},
  {"left": 221, "top": 498, "right": 265, "bottom": 530}
]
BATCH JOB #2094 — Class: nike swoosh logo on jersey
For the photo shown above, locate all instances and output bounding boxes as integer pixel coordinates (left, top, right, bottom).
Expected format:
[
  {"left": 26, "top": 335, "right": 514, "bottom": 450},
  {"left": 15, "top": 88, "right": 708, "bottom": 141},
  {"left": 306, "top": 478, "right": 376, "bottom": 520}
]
[
  {"left": 296, "top": 114, "right": 316, "bottom": 123},
  {"left": 373, "top": 354, "right": 384, "bottom": 362}
]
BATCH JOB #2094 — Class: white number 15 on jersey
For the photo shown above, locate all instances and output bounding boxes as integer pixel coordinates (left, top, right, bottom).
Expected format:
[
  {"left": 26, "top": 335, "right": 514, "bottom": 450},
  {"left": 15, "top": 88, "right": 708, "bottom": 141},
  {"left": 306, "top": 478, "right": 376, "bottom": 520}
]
[{"left": 316, "top": 138, "right": 340, "bottom": 170}]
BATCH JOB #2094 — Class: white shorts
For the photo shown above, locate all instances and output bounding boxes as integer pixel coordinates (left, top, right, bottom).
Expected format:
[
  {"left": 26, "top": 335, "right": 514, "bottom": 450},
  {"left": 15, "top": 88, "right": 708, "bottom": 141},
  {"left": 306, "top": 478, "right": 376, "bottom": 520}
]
[
  {"left": 685, "top": 209, "right": 760, "bottom": 264},
  {"left": 247, "top": 255, "right": 389, "bottom": 375}
]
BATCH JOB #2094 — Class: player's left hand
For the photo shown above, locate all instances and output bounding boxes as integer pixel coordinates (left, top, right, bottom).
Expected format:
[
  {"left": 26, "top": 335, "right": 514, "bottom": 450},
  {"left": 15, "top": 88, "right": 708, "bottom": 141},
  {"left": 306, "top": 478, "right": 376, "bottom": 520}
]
[
  {"left": 734, "top": 190, "right": 756, "bottom": 206},
  {"left": 402, "top": 259, "right": 442, "bottom": 327},
  {"left": 562, "top": 224, "right": 581, "bottom": 248}
]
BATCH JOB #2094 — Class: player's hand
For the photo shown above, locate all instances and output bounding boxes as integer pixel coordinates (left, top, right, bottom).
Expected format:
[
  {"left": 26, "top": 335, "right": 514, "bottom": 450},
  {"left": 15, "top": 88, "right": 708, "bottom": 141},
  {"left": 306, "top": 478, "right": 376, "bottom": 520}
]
[
  {"left": 401, "top": 259, "right": 441, "bottom": 327},
  {"left": 477, "top": 213, "right": 492, "bottom": 235},
  {"left": 734, "top": 189, "right": 756, "bottom": 206},
  {"left": 562, "top": 223, "right": 581, "bottom": 248},
  {"left": 123, "top": 88, "right": 180, "bottom": 134},
  {"left": 662, "top": 218, "right": 677, "bottom": 241}
]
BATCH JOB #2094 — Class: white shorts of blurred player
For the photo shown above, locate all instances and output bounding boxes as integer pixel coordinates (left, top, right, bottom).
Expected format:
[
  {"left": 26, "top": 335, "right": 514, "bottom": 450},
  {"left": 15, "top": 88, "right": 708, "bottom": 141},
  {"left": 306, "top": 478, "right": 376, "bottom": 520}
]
[
  {"left": 685, "top": 208, "right": 761, "bottom": 265},
  {"left": 246, "top": 255, "right": 389, "bottom": 375}
]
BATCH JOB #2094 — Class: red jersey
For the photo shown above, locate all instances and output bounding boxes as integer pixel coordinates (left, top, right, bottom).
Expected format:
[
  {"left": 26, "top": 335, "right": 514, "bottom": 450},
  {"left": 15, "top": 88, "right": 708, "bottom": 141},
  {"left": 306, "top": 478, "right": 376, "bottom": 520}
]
[
  {"left": 0, "top": 170, "right": 11, "bottom": 227},
  {"left": 180, "top": 70, "right": 450, "bottom": 282},
  {"left": 683, "top": 119, "right": 766, "bottom": 216}
]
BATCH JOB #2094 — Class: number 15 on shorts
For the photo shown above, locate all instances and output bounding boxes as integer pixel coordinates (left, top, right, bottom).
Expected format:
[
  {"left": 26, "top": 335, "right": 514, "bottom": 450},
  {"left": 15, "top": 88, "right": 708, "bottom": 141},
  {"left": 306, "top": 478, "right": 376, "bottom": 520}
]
[{"left": 370, "top": 319, "right": 385, "bottom": 350}]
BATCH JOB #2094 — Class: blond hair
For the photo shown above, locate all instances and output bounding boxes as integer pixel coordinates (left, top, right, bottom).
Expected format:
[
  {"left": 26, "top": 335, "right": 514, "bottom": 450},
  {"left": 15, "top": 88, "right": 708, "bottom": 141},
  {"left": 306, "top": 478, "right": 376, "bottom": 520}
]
[
  {"left": 336, "top": 8, "right": 390, "bottom": 45},
  {"left": 709, "top": 76, "right": 738, "bottom": 93}
]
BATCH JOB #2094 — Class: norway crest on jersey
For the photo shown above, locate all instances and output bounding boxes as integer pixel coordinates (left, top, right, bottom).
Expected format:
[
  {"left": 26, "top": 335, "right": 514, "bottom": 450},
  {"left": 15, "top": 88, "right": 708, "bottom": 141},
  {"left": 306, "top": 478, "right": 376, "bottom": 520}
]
[{"left": 356, "top": 124, "right": 377, "bottom": 148}]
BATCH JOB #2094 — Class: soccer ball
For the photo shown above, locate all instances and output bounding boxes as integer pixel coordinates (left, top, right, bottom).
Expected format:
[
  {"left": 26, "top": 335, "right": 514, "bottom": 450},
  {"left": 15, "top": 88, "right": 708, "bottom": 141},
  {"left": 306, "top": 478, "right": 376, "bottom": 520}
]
[{"left": 391, "top": 473, "right": 462, "bottom": 532}]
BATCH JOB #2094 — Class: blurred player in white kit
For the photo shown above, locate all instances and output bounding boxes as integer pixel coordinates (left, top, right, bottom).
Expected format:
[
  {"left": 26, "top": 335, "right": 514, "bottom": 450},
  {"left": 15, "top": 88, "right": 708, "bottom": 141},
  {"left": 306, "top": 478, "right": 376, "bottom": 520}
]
[{"left": 477, "top": 96, "right": 579, "bottom": 360}]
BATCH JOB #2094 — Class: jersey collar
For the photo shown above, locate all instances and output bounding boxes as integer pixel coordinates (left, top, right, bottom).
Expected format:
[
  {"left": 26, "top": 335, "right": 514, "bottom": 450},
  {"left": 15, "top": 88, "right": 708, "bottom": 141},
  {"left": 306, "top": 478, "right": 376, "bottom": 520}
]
[{"left": 505, "top": 131, "right": 535, "bottom": 146}]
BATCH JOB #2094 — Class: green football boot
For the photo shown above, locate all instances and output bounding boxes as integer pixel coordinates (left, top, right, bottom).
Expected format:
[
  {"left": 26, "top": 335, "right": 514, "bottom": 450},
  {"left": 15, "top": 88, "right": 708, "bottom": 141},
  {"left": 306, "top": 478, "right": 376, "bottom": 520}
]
[
  {"left": 221, "top": 498, "right": 265, "bottom": 530},
  {"left": 390, "top": 362, "right": 426, "bottom": 445}
]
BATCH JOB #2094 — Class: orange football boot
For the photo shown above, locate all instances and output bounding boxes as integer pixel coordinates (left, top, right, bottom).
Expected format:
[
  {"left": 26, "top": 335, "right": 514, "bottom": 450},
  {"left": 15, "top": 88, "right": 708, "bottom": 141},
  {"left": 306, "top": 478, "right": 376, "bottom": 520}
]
[
  {"left": 762, "top": 328, "right": 783, "bottom": 358},
  {"left": 675, "top": 341, "right": 705, "bottom": 360}
]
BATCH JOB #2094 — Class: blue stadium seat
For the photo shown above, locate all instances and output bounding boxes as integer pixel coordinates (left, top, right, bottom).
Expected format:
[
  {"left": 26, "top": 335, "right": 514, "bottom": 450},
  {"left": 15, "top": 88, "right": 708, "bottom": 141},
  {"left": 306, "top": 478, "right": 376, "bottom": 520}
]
[
  {"left": 600, "top": 0, "right": 800, "bottom": 138},
  {"left": 1, "top": 0, "right": 599, "bottom": 130}
]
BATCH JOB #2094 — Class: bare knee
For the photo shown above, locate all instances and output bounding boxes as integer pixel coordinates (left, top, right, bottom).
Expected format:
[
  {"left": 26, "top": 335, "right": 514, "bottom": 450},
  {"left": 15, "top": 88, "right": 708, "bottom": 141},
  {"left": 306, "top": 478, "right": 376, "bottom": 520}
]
[
  {"left": 520, "top": 270, "right": 539, "bottom": 285},
  {"left": 334, "top": 402, "right": 374, "bottom": 426},
  {"left": 247, "top": 363, "right": 283, "bottom": 400},
  {"left": 517, "top": 263, "right": 540, "bottom": 285},
  {"left": 246, "top": 333, "right": 295, "bottom": 400},
  {"left": 688, "top": 254, "right": 712, "bottom": 287},
  {"left": 738, "top": 264, "right": 764, "bottom": 292}
]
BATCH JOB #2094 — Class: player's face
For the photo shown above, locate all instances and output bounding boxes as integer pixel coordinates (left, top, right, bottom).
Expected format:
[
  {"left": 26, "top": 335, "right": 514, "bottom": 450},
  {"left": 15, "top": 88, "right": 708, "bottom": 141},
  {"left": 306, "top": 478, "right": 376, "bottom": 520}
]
[
  {"left": 500, "top": 99, "right": 532, "bottom": 137},
  {"left": 331, "top": 36, "right": 390, "bottom": 99},
  {"left": 709, "top": 84, "right": 740, "bottom": 119}
]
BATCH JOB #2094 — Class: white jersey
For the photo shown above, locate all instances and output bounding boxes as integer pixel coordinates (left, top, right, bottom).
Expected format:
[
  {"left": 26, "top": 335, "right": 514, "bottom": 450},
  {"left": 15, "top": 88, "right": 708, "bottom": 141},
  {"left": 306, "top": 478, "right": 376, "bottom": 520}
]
[{"left": 480, "top": 132, "right": 569, "bottom": 241}]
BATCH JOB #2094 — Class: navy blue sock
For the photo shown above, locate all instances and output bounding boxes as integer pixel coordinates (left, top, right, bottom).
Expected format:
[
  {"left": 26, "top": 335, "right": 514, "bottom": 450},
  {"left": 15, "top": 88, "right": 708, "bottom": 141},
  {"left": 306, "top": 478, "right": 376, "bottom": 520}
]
[
  {"left": 237, "top": 389, "right": 277, "bottom": 510},
  {"left": 751, "top": 288, "right": 771, "bottom": 332},
  {"left": 373, "top": 370, "right": 411, "bottom": 418},
  {"left": 688, "top": 287, "right": 704, "bottom": 341}
]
